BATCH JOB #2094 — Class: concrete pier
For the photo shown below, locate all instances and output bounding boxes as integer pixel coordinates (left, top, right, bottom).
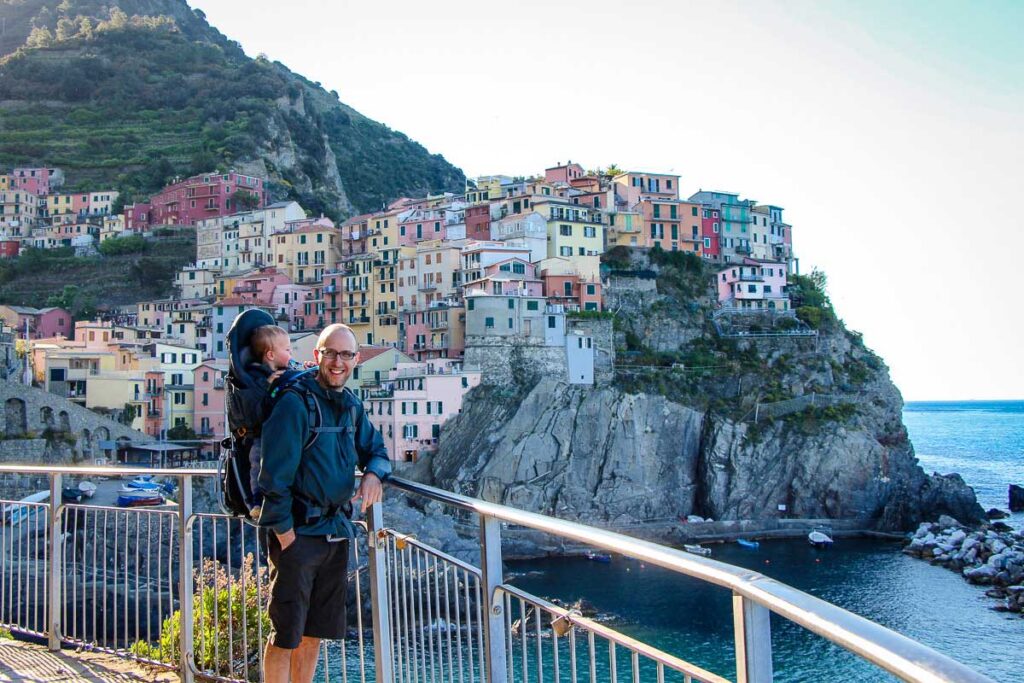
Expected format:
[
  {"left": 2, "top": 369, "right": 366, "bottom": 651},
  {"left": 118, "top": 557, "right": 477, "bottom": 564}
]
[{"left": 0, "top": 639, "right": 177, "bottom": 682}]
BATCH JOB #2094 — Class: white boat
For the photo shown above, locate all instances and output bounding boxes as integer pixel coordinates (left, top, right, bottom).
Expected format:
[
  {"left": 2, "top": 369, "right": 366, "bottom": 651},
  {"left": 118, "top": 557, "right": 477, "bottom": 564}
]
[
  {"left": 4, "top": 490, "right": 49, "bottom": 526},
  {"left": 78, "top": 481, "right": 97, "bottom": 498},
  {"left": 684, "top": 544, "right": 711, "bottom": 556},
  {"left": 808, "top": 529, "right": 834, "bottom": 548}
]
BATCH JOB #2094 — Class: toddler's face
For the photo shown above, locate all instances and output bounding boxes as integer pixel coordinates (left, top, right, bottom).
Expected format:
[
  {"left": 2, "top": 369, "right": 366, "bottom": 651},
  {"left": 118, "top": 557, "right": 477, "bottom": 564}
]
[{"left": 267, "top": 337, "right": 293, "bottom": 370}]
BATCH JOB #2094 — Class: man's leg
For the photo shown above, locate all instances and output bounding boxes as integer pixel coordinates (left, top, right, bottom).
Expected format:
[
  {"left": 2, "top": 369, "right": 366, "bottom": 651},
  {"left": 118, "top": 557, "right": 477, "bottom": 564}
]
[
  {"left": 263, "top": 641, "right": 292, "bottom": 683},
  {"left": 291, "top": 636, "right": 322, "bottom": 683}
]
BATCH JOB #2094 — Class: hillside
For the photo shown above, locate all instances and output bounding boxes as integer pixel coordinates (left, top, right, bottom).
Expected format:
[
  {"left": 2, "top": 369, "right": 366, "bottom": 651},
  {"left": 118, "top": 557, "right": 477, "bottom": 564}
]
[
  {"left": 0, "top": 0, "right": 465, "bottom": 219},
  {"left": 0, "top": 233, "right": 195, "bottom": 314}
]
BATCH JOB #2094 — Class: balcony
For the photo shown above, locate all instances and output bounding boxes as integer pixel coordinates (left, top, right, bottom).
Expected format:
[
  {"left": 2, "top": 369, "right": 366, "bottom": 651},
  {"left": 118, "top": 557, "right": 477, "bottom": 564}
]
[
  {"left": 213, "top": 378, "right": 225, "bottom": 390},
  {"left": 323, "top": 284, "right": 338, "bottom": 294},
  {"left": 738, "top": 273, "right": 764, "bottom": 282},
  {"left": 146, "top": 409, "right": 160, "bottom": 417},
  {"left": 735, "top": 244, "right": 752, "bottom": 255},
  {"left": 347, "top": 316, "right": 371, "bottom": 325}
]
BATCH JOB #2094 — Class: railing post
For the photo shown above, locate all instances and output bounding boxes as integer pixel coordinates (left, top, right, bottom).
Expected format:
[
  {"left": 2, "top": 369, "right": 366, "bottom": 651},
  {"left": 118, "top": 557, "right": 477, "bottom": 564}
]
[
  {"left": 733, "top": 593, "right": 773, "bottom": 683},
  {"left": 366, "top": 502, "right": 394, "bottom": 683},
  {"left": 479, "top": 516, "right": 507, "bottom": 683},
  {"left": 47, "top": 472, "right": 62, "bottom": 651},
  {"left": 178, "top": 475, "right": 194, "bottom": 683}
]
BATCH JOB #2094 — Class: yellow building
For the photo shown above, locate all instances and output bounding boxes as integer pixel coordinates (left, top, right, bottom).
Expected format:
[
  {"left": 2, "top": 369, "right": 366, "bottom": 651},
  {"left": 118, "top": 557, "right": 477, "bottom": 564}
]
[
  {"left": 606, "top": 210, "right": 644, "bottom": 248},
  {"left": 271, "top": 217, "right": 341, "bottom": 285},
  {"left": 338, "top": 252, "right": 377, "bottom": 345},
  {"left": 533, "top": 198, "right": 605, "bottom": 280}
]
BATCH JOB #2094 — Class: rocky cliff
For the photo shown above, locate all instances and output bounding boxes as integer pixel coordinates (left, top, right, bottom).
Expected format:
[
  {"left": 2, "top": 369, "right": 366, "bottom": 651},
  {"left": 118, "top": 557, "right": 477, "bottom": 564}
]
[{"left": 420, "top": 250, "right": 984, "bottom": 534}]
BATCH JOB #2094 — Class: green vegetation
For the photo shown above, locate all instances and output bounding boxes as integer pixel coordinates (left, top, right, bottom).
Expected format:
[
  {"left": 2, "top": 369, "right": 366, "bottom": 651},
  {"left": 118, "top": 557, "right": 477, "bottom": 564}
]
[
  {"left": 132, "top": 556, "right": 269, "bottom": 674},
  {"left": 0, "top": 2, "right": 464, "bottom": 218},
  {"left": 788, "top": 269, "right": 837, "bottom": 330},
  {"left": 566, "top": 310, "right": 613, "bottom": 320},
  {"left": 97, "top": 234, "right": 147, "bottom": 256},
  {"left": 0, "top": 235, "right": 195, "bottom": 316},
  {"left": 783, "top": 402, "right": 859, "bottom": 435},
  {"left": 167, "top": 424, "right": 197, "bottom": 441}
]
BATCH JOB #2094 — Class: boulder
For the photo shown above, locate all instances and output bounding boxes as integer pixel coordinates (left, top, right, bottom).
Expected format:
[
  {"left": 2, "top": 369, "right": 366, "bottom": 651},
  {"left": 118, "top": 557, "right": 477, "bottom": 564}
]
[
  {"left": 986, "top": 508, "right": 1009, "bottom": 520},
  {"left": 937, "top": 514, "right": 961, "bottom": 529},
  {"left": 1010, "top": 484, "right": 1024, "bottom": 512},
  {"left": 964, "top": 565, "right": 998, "bottom": 583}
]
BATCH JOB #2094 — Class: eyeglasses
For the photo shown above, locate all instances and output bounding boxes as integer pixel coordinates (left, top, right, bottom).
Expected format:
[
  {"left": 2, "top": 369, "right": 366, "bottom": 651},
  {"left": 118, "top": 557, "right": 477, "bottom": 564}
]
[{"left": 318, "top": 348, "right": 357, "bottom": 361}]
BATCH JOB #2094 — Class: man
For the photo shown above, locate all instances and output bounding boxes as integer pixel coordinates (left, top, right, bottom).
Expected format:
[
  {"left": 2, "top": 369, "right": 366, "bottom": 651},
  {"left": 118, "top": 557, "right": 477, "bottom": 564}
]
[{"left": 258, "top": 324, "right": 391, "bottom": 683}]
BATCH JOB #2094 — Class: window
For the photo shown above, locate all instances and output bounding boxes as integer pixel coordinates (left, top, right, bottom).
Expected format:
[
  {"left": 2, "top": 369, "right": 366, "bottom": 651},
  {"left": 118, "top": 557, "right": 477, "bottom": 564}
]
[
  {"left": 201, "top": 393, "right": 208, "bottom": 406},
  {"left": 704, "top": 237, "right": 712, "bottom": 249},
  {"left": 174, "top": 392, "right": 185, "bottom": 405},
  {"left": 485, "top": 317, "right": 494, "bottom": 328},
  {"left": 468, "top": 299, "right": 474, "bottom": 311},
  {"left": 508, "top": 317, "right": 513, "bottom": 328},
  {"left": 547, "top": 316, "right": 556, "bottom": 329},
  {"left": 564, "top": 282, "right": 573, "bottom": 296},
  {"left": 586, "top": 284, "right": 596, "bottom": 295},
  {"left": 559, "top": 225, "right": 572, "bottom": 236},
  {"left": 748, "top": 285, "right": 757, "bottom": 293},
  {"left": 512, "top": 262, "right": 525, "bottom": 274},
  {"left": 508, "top": 299, "right": 515, "bottom": 309},
  {"left": 584, "top": 226, "right": 596, "bottom": 238},
  {"left": 559, "top": 246, "right": 572, "bottom": 256},
  {"left": 713, "top": 223, "right": 720, "bottom": 233},
  {"left": 527, "top": 300, "right": 539, "bottom": 311}
]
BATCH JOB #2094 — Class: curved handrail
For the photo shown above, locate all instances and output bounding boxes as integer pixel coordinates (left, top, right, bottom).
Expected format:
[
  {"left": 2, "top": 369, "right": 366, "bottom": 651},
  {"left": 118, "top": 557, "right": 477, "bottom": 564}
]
[
  {"left": 386, "top": 476, "right": 993, "bottom": 683},
  {"left": 0, "top": 465, "right": 993, "bottom": 682}
]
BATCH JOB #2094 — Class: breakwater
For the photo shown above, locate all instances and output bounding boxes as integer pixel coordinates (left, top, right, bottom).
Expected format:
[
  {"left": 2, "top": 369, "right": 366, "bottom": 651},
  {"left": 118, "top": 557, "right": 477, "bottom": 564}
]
[{"left": 903, "top": 515, "right": 1024, "bottom": 616}]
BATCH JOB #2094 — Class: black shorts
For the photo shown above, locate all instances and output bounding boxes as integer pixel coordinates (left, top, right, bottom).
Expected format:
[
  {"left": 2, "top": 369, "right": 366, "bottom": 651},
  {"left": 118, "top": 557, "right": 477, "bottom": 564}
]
[{"left": 267, "top": 534, "right": 349, "bottom": 649}]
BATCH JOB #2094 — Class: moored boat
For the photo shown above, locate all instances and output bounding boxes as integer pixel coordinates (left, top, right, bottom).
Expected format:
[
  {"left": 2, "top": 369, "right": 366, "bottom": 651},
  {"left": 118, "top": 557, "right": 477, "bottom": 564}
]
[
  {"left": 736, "top": 538, "right": 760, "bottom": 549},
  {"left": 808, "top": 529, "right": 834, "bottom": 548},
  {"left": 3, "top": 491, "right": 49, "bottom": 526},
  {"left": 78, "top": 481, "right": 97, "bottom": 498},
  {"left": 116, "top": 491, "right": 165, "bottom": 507},
  {"left": 585, "top": 552, "right": 612, "bottom": 563},
  {"left": 684, "top": 544, "right": 711, "bottom": 556}
]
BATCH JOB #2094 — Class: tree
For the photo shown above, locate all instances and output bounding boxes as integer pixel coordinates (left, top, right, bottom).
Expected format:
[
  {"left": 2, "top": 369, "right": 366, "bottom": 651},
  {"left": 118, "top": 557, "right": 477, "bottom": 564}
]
[
  {"left": 234, "top": 190, "right": 261, "bottom": 211},
  {"left": 55, "top": 17, "right": 76, "bottom": 41},
  {"left": 45, "top": 284, "right": 79, "bottom": 310},
  {"left": 26, "top": 27, "right": 54, "bottom": 48},
  {"left": 167, "top": 424, "right": 197, "bottom": 441}
]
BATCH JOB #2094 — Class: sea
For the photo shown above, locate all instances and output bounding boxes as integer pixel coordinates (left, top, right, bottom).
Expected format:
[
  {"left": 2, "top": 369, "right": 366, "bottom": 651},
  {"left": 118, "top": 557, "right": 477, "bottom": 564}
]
[{"left": 505, "top": 400, "right": 1024, "bottom": 682}]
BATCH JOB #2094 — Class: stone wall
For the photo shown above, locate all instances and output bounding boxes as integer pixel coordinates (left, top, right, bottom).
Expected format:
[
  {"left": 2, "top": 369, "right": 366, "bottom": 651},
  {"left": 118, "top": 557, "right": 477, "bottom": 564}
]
[
  {"left": 0, "top": 380, "right": 148, "bottom": 461},
  {"left": 464, "top": 336, "right": 565, "bottom": 387}
]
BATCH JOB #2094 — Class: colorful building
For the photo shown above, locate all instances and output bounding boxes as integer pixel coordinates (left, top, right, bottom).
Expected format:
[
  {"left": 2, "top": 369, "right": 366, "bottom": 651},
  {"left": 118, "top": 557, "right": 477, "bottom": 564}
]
[
  {"left": 0, "top": 305, "right": 72, "bottom": 339},
  {"left": 125, "top": 171, "right": 266, "bottom": 229},
  {"left": 690, "top": 190, "right": 755, "bottom": 263},
  {"left": 716, "top": 260, "right": 790, "bottom": 311}
]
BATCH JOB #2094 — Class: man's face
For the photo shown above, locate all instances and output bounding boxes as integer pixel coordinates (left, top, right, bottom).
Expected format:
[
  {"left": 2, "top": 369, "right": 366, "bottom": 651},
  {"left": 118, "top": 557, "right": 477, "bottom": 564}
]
[{"left": 314, "top": 329, "right": 359, "bottom": 390}]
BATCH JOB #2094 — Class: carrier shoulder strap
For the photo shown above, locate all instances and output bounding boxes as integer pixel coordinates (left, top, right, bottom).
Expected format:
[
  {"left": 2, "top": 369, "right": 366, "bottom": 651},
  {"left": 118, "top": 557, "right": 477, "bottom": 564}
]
[{"left": 293, "top": 390, "right": 359, "bottom": 452}]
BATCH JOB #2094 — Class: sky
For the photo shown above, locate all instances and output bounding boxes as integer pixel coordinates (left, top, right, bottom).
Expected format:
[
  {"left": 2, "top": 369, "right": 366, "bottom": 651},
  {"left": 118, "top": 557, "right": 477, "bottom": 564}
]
[{"left": 190, "top": 0, "right": 1023, "bottom": 401}]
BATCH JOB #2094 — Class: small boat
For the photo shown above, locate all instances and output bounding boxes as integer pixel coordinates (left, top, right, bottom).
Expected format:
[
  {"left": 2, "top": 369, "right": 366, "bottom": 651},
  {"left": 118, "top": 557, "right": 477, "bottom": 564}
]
[
  {"left": 4, "top": 491, "right": 49, "bottom": 526},
  {"left": 808, "top": 529, "right": 834, "bottom": 548},
  {"left": 78, "top": 481, "right": 97, "bottom": 498},
  {"left": 736, "top": 538, "right": 760, "bottom": 549},
  {"left": 122, "top": 477, "right": 175, "bottom": 494},
  {"left": 585, "top": 552, "right": 612, "bottom": 563},
  {"left": 684, "top": 544, "right": 711, "bottom": 556},
  {"left": 62, "top": 487, "right": 84, "bottom": 503},
  {"left": 116, "top": 491, "right": 165, "bottom": 508}
]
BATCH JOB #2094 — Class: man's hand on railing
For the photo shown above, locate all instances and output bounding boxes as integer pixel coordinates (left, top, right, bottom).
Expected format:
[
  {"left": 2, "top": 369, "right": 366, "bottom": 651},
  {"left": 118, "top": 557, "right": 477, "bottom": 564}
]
[{"left": 352, "top": 472, "right": 383, "bottom": 513}]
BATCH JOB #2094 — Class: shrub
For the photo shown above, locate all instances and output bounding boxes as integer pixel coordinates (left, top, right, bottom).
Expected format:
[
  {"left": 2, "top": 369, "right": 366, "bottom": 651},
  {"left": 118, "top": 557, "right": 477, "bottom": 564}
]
[
  {"left": 98, "top": 235, "right": 148, "bottom": 256},
  {"left": 132, "top": 555, "right": 269, "bottom": 674}
]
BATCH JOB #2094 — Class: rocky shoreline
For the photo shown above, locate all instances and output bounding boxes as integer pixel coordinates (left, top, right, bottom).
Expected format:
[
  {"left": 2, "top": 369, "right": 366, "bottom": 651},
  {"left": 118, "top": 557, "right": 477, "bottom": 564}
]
[{"left": 903, "top": 516, "right": 1024, "bottom": 617}]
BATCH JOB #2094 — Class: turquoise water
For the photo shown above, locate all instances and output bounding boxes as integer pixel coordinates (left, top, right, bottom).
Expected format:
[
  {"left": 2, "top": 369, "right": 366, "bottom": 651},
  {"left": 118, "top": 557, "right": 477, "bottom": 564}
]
[{"left": 504, "top": 400, "right": 1024, "bottom": 682}]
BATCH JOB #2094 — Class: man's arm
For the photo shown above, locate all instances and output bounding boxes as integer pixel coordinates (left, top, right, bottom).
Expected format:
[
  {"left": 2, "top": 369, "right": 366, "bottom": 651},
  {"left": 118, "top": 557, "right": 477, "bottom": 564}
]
[
  {"left": 352, "top": 400, "right": 391, "bottom": 513},
  {"left": 256, "top": 392, "right": 308, "bottom": 536}
]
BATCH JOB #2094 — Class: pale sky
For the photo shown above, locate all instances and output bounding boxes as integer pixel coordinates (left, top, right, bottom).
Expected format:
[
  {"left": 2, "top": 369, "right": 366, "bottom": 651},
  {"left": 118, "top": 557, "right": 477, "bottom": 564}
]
[{"left": 191, "top": 0, "right": 1023, "bottom": 401}]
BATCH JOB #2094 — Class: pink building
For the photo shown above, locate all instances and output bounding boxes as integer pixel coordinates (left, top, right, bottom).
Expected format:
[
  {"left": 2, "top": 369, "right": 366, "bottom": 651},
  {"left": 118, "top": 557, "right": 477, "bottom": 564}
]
[
  {"left": 124, "top": 202, "right": 152, "bottom": 231},
  {"left": 701, "top": 208, "right": 721, "bottom": 261},
  {"left": 716, "top": 259, "right": 790, "bottom": 310},
  {"left": 398, "top": 209, "right": 446, "bottom": 246},
  {"left": 400, "top": 304, "right": 466, "bottom": 361},
  {"left": 0, "top": 240, "right": 19, "bottom": 258},
  {"left": 464, "top": 204, "right": 490, "bottom": 241},
  {"left": 364, "top": 360, "right": 481, "bottom": 462},
  {"left": 545, "top": 162, "right": 585, "bottom": 184},
  {"left": 194, "top": 360, "right": 228, "bottom": 452},
  {"left": 125, "top": 171, "right": 265, "bottom": 229},
  {"left": 542, "top": 273, "right": 602, "bottom": 312},
  {"left": 143, "top": 370, "right": 165, "bottom": 439},
  {"left": 12, "top": 167, "right": 63, "bottom": 195},
  {"left": 0, "top": 305, "right": 72, "bottom": 339}
]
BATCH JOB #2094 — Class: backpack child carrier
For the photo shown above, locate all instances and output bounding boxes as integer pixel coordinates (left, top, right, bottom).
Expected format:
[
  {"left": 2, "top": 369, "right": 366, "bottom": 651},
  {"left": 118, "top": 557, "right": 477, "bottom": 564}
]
[
  {"left": 216, "top": 310, "right": 359, "bottom": 522},
  {"left": 217, "top": 309, "right": 314, "bottom": 519}
]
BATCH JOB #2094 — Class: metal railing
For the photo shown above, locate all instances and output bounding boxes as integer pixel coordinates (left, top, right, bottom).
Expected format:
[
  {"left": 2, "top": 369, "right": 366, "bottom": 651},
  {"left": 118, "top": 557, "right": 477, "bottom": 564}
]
[{"left": 0, "top": 464, "right": 995, "bottom": 683}]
